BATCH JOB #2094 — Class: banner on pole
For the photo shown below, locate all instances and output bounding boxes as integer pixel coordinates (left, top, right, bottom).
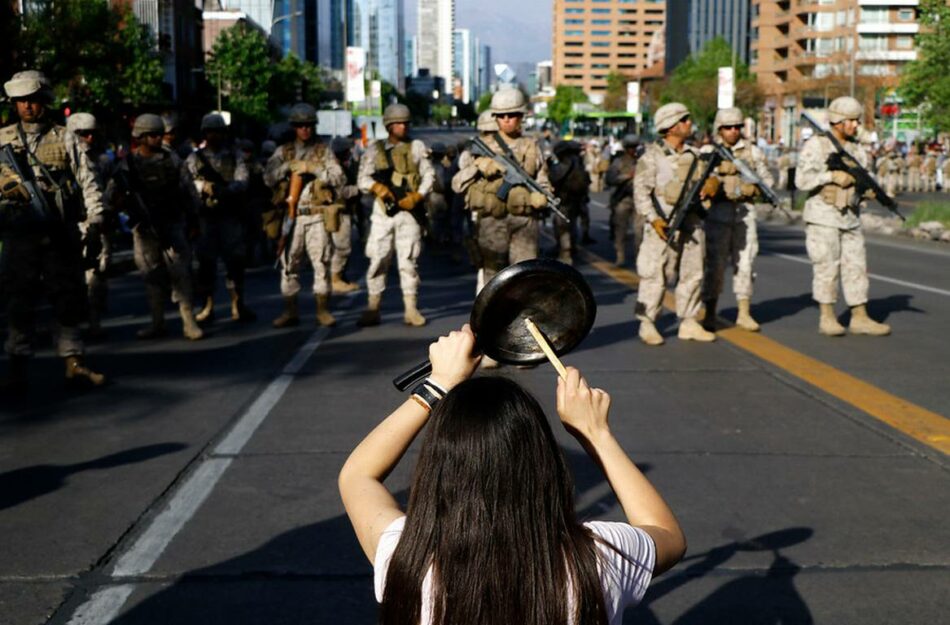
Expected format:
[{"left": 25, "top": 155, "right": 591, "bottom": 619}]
[
  {"left": 346, "top": 47, "right": 366, "bottom": 103},
  {"left": 626, "top": 82, "right": 640, "bottom": 115},
  {"left": 718, "top": 67, "right": 735, "bottom": 109}
]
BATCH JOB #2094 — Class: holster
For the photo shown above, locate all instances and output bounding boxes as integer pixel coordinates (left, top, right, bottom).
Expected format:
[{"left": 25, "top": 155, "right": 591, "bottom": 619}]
[{"left": 323, "top": 203, "right": 342, "bottom": 233}]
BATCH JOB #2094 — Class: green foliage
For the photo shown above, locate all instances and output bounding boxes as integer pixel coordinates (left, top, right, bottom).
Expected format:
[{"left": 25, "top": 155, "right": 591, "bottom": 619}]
[
  {"left": 657, "top": 37, "right": 760, "bottom": 131},
  {"left": 548, "top": 85, "right": 588, "bottom": 127},
  {"left": 901, "top": 0, "right": 950, "bottom": 133},
  {"left": 477, "top": 91, "right": 493, "bottom": 113},
  {"left": 603, "top": 72, "right": 629, "bottom": 112},
  {"left": 12, "top": 1, "right": 164, "bottom": 112},
  {"left": 905, "top": 201, "right": 950, "bottom": 228},
  {"left": 431, "top": 104, "right": 453, "bottom": 123},
  {"left": 273, "top": 54, "right": 325, "bottom": 107}
]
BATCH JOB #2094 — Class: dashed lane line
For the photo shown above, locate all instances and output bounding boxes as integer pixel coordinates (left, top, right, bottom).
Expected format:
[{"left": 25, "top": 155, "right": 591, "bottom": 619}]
[{"left": 581, "top": 250, "right": 950, "bottom": 455}]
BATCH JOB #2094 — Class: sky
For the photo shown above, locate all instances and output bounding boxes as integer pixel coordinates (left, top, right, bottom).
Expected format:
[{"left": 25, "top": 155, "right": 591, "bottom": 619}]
[{"left": 403, "top": 0, "right": 552, "bottom": 66}]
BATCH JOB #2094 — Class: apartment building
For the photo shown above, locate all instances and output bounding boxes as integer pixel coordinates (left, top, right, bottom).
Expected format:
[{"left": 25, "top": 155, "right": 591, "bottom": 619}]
[
  {"left": 552, "top": 0, "right": 666, "bottom": 99},
  {"left": 752, "top": 0, "right": 920, "bottom": 144},
  {"left": 418, "top": 0, "right": 454, "bottom": 87}
]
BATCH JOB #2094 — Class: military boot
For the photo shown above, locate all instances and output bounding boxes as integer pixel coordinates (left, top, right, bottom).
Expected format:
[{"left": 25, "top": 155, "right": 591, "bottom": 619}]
[
  {"left": 179, "top": 303, "right": 205, "bottom": 340},
  {"left": 195, "top": 295, "right": 215, "bottom": 323},
  {"left": 678, "top": 318, "right": 717, "bottom": 342},
  {"left": 735, "top": 298, "right": 760, "bottom": 332},
  {"left": 1, "top": 355, "right": 29, "bottom": 397},
  {"left": 315, "top": 294, "right": 337, "bottom": 327},
  {"left": 848, "top": 304, "right": 891, "bottom": 336},
  {"left": 137, "top": 288, "right": 168, "bottom": 339},
  {"left": 702, "top": 298, "right": 718, "bottom": 332},
  {"left": 272, "top": 296, "right": 300, "bottom": 329},
  {"left": 818, "top": 303, "right": 846, "bottom": 337},
  {"left": 357, "top": 294, "right": 382, "bottom": 327},
  {"left": 403, "top": 295, "right": 427, "bottom": 327},
  {"left": 229, "top": 287, "right": 257, "bottom": 322},
  {"left": 331, "top": 272, "right": 359, "bottom": 294},
  {"left": 64, "top": 356, "right": 107, "bottom": 388},
  {"left": 638, "top": 319, "right": 665, "bottom": 346}
]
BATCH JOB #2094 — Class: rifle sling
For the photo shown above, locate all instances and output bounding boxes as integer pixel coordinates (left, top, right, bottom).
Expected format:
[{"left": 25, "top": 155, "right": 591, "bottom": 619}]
[
  {"left": 491, "top": 131, "right": 518, "bottom": 162},
  {"left": 195, "top": 149, "right": 229, "bottom": 186},
  {"left": 16, "top": 123, "right": 68, "bottom": 197}
]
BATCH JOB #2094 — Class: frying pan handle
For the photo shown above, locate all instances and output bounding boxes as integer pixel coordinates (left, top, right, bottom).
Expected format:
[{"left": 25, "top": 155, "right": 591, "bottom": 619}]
[{"left": 393, "top": 359, "right": 433, "bottom": 392}]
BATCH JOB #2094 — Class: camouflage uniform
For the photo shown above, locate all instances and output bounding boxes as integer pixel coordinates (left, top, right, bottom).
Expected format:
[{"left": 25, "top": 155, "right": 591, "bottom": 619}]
[
  {"left": 921, "top": 153, "right": 938, "bottom": 193},
  {"left": 330, "top": 139, "right": 361, "bottom": 290},
  {"left": 548, "top": 142, "right": 590, "bottom": 264},
  {"left": 605, "top": 149, "right": 641, "bottom": 265},
  {"left": 943, "top": 158, "right": 950, "bottom": 194},
  {"left": 905, "top": 152, "right": 922, "bottom": 192},
  {"left": 877, "top": 151, "right": 902, "bottom": 197}
]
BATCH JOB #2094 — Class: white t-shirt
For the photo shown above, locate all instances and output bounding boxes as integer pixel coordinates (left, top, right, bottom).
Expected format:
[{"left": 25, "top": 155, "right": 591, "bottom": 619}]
[{"left": 374, "top": 516, "right": 656, "bottom": 625}]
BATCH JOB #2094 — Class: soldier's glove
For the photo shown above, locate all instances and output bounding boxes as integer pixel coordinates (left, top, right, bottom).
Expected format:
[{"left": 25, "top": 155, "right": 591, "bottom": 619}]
[
  {"left": 476, "top": 157, "right": 503, "bottom": 178},
  {"left": 739, "top": 182, "right": 759, "bottom": 198},
  {"left": 651, "top": 218, "right": 669, "bottom": 242},
  {"left": 398, "top": 191, "right": 424, "bottom": 211},
  {"left": 0, "top": 172, "right": 30, "bottom": 204},
  {"left": 529, "top": 191, "right": 548, "bottom": 210},
  {"left": 289, "top": 159, "right": 318, "bottom": 176},
  {"left": 700, "top": 176, "right": 721, "bottom": 200},
  {"left": 718, "top": 161, "right": 738, "bottom": 176},
  {"left": 342, "top": 184, "right": 360, "bottom": 200},
  {"left": 830, "top": 171, "right": 855, "bottom": 188},
  {"left": 370, "top": 182, "right": 395, "bottom": 202}
]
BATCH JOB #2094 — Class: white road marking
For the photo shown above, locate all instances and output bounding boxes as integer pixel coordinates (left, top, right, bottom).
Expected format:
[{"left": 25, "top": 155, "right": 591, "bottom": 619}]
[
  {"left": 65, "top": 327, "right": 332, "bottom": 624},
  {"left": 772, "top": 252, "right": 950, "bottom": 297}
]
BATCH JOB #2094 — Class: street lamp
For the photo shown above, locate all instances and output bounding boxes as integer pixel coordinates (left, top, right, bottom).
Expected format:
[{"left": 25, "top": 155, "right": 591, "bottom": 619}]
[{"left": 272, "top": 5, "right": 304, "bottom": 56}]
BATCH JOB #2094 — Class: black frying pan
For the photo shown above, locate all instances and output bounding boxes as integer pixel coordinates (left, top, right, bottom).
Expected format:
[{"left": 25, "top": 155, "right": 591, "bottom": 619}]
[{"left": 393, "top": 259, "right": 597, "bottom": 391}]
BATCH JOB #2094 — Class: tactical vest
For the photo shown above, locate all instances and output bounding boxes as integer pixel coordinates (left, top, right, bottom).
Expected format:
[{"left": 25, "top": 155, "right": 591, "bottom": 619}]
[
  {"left": 817, "top": 136, "right": 860, "bottom": 209},
  {"left": 714, "top": 141, "right": 758, "bottom": 202},
  {"left": 374, "top": 140, "right": 421, "bottom": 192},
  {"left": 654, "top": 142, "right": 698, "bottom": 208},
  {"left": 468, "top": 133, "right": 542, "bottom": 218},
  {"left": 0, "top": 122, "right": 80, "bottom": 219},
  {"left": 132, "top": 151, "right": 181, "bottom": 213}
]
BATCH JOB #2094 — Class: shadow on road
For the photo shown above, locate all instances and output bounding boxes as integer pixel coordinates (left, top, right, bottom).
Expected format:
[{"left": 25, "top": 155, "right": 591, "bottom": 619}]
[{"left": 0, "top": 442, "right": 187, "bottom": 511}]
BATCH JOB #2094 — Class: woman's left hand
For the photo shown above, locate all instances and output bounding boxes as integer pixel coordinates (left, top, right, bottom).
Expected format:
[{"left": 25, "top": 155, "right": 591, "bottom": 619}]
[{"left": 428, "top": 324, "right": 481, "bottom": 391}]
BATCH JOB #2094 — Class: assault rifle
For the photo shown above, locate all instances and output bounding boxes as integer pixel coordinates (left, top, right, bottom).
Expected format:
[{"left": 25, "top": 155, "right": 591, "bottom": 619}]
[
  {"left": 113, "top": 161, "right": 173, "bottom": 262},
  {"left": 663, "top": 150, "right": 722, "bottom": 248},
  {"left": 470, "top": 136, "right": 570, "bottom": 223},
  {"left": 371, "top": 169, "right": 411, "bottom": 218},
  {"left": 0, "top": 143, "right": 57, "bottom": 224},
  {"left": 800, "top": 111, "right": 903, "bottom": 221},
  {"left": 713, "top": 143, "right": 792, "bottom": 219}
]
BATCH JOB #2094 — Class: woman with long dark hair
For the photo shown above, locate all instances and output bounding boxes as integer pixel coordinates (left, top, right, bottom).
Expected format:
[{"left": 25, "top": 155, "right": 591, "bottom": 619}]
[{"left": 339, "top": 325, "right": 685, "bottom": 624}]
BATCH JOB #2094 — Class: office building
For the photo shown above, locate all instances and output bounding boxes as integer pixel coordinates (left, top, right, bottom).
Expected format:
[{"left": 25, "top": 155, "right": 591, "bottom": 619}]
[
  {"left": 417, "top": 0, "right": 454, "bottom": 85},
  {"left": 665, "top": 0, "right": 752, "bottom": 72},
  {"left": 350, "top": 0, "right": 406, "bottom": 89}
]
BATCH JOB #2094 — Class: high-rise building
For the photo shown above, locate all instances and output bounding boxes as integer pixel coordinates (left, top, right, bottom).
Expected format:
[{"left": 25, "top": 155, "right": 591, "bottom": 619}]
[
  {"left": 417, "top": 0, "right": 454, "bottom": 86},
  {"left": 452, "top": 28, "right": 478, "bottom": 103},
  {"left": 665, "top": 0, "right": 752, "bottom": 72},
  {"left": 350, "top": 0, "right": 406, "bottom": 89},
  {"left": 478, "top": 43, "right": 492, "bottom": 94},
  {"left": 405, "top": 35, "right": 418, "bottom": 78},
  {"left": 552, "top": 0, "right": 666, "bottom": 97},
  {"left": 751, "top": 0, "right": 921, "bottom": 145}
]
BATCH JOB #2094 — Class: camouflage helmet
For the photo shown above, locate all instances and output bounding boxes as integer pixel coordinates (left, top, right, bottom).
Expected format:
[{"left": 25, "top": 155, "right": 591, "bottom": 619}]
[
  {"left": 4, "top": 70, "right": 52, "bottom": 101},
  {"left": 713, "top": 107, "right": 744, "bottom": 133},
  {"left": 476, "top": 110, "right": 497, "bottom": 132},
  {"left": 429, "top": 141, "right": 447, "bottom": 156},
  {"left": 66, "top": 112, "right": 97, "bottom": 133},
  {"left": 330, "top": 136, "right": 353, "bottom": 154},
  {"left": 200, "top": 113, "right": 228, "bottom": 132},
  {"left": 621, "top": 134, "right": 641, "bottom": 149},
  {"left": 383, "top": 103, "right": 411, "bottom": 126},
  {"left": 654, "top": 102, "right": 690, "bottom": 133},
  {"left": 131, "top": 113, "right": 166, "bottom": 139},
  {"left": 828, "top": 96, "right": 863, "bottom": 124},
  {"left": 490, "top": 88, "right": 527, "bottom": 115},
  {"left": 288, "top": 102, "right": 317, "bottom": 124}
]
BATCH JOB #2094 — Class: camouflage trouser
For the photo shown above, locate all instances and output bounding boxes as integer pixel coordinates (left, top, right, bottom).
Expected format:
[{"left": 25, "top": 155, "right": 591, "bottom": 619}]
[
  {"left": 922, "top": 175, "right": 936, "bottom": 193},
  {"left": 805, "top": 223, "right": 868, "bottom": 306},
  {"left": 884, "top": 174, "right": 900, "bottom": 197},
  {"left": 635, "top": 221, "right": 705, "bottom": 321},
  {"left": 477, "top": 214, "right": 539, "bottom": 285},
  {"left": 365, "top": 205, "right": 422, "bottom": 297},
  {"left": 85, "top": 232, "right": 111, "bottom": 323},
  {"left": 611, "top": 198, "right": 643, "bottom": 258},
  {"left": 702, "top": 211, "right": 758, "bottom": 301},
  {"left": 280, "top": 213, "right": 332, "bottom": 297},
  {"left": 330, "top": 213, "right": 353, "bottom": 276},
  {"left": 777, "top": 170, "right": 788, "bottom": 191},
  {"left": 907, "top": 171, "right": 921, "bottom": 193},
  {"left": 133, "top": 223, "right": 194, "bottom": 305},
  {"left": 195, "top": 216, "right": 246, "bottom": 299},
  {"left": 579, "top": 201, "right": 591, "bottom": 237},
  {"left": 2, "top": 232, "right": 86, "bottom": 357}
]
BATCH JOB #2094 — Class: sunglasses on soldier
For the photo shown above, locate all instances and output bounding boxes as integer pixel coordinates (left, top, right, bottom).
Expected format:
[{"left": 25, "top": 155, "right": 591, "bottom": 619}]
[{"left": 495, "top": 112, "right": 523, "bottom": 120}]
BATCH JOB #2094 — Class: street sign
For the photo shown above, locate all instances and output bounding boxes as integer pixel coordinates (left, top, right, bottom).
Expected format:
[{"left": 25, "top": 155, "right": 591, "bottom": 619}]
[
  {"left": 346, "top": 47, "right": 366, "bottom": 103},
  {"left": 718, "top": 67, "right": 735, "bottom": 109},
  {"left": 626, "top": 81, "right": 640, "bottom": 115}
]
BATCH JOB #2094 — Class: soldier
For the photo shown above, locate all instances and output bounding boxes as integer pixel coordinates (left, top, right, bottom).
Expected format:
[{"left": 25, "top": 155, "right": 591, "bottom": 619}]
[
  {"left": 265, "top": 103, "right": 347, "bottom": 328},
  {"left": 921, "top": 150, "right": 938, "bottom": 193},
  {"left": 67, "top": 112, "right": 113, "bottom": 340},
  {"left": 113, "top": 114, "right": 203, "bottom": 341},
  {"left": 776, "top": 148, "right": 790, "bottom": 191},
  {"left": 795, "top": 96, "right": 890, "bottom": 337},
  {"left": 548, "top": 139, "right": 591, "bottom": 264},
  {"left": 329, "top": 136, "right": 361, "bottom": 293},
  {"left": 356, "top": 103, "right": 434, "bottom": 327},
  {"left": 700, "top": 107, "right": 774, "bottom": 333},
  {"left": 605, "top": 134, "right": 641, "bottom": 266},
  {"left": 942, "top": 152, "right": 950, "bottom": 194},
  {"left": 633, "top": 102, "right": 718, "bottom": 346},
  {"left": 453, "top": 89, "right": 551, "bottom": 287},
  {"left": 0, "top": 71, "right": 107, "bottom": 390},
  {"left": 425, "top": 141, "right": 451, "bottom": 247},
  {"left": 905, "top": 147, "right": 922, "bottom": 193}
]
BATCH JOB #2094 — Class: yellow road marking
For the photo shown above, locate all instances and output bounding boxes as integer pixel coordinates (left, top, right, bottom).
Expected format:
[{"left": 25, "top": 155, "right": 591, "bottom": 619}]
[{"left": 582, "top": 251, "right": 950, "bottom": 455}]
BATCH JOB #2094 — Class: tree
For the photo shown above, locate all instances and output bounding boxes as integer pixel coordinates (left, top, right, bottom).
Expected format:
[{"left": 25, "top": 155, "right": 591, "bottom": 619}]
[
  {"left": 476, "top": 91, "right": 493, "bottom": 113},
  {"left": 901, "top": 0, "right": 950, "bottom": 132},
  {"left": 657, "top": 37, "right": 761, "bottom": 131},
  {"left": 548, "top": 85, "right": 588, "bottom": 128},
  {"left": 272, "top": 53, "right": 325, "bottom": 107},
  {"left": 603, "top": 72, "right": 630, "bottom": 112},
  {"left": 206, "top": 24, "right": 276, "bottom": 123}
]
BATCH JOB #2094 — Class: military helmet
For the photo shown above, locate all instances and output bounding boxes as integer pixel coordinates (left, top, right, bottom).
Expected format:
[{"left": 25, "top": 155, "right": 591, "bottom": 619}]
[
  {"left": 828, "top": 96, "right": 863, "bottom": 124},
  {"left": 383, "top": 103, "right": 411, "bottom": 126},
  {"left": 553, "top": 140, "right": 582, "bottom": 156},
  {"left": 261, "top": 140, "right": 277, "bottom": 157},
  {"left": 131, "top": 113, "right": 166, "bottom": 139},
  {"left": 476, "top": 110, "right": 498, "bottom": 132},
  {"left": 288, "top": 102, "right": 317, "bottom": 124},
  {"left": 654, "top": 102, "right": 690, "bottom": 133},
  {"left": 330, "top": 136, "right": 353, "bottom": 154},
  {"left": 428, "top": 142, "right": 447, "bottom": 157},
  {"left": 66, "top": 112, "right": 97, "bottom": 133},
  {"left": 491, "top": 88, "right": 527, "bottom": 115},
  {"left": 200, "top": 113, "right": 228, "bottom": 132},
  {"left": 713, "top": 107, "right": 744, "bottom": 132},
  {"left": 162, "top": 114, "right": 178, "bottom": 133},
  {"left": 621, "top": 134, "right": 641, "bottom": 149},
  {"left": 4, "top": 70, "right": 52, "bottom": 101}
]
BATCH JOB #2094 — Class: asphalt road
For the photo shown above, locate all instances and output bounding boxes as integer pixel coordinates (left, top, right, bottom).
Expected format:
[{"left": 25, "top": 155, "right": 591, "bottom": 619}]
[{"left": 1, "top": 146, "right": 948, "bottom": 624}]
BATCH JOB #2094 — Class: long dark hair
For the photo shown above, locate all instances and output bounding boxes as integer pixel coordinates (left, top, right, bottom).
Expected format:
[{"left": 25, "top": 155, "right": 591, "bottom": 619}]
[{"left": 381, "top": 377, "right": 609, "bottom": 625}]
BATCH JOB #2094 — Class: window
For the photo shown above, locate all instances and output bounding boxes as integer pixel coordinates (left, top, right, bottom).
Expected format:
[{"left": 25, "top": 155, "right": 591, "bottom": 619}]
[
  {"left": 860, "top": 7, "right": 888, "bottom": 24},
  {"left": 898, "top": 9, "right": 914, "bottom": 21},
  {"left": 592, "top": 41, "right": 610, "bottom": 47},
  {"left": 808, "top": 12, "right": 834, "bottom": 31},
  {"left": 565, "top": 30, "right": 583, "bottom": 36},
  {"left": 592, "top": 19, "right": 611, "bottom": 25},
  {"left": 591, "top": 52, "right": 610, "bottom": 57},
  {"left": 565, "top": 41, "right": 583, "bottom": 47},
  {"left": 565, "top": 74, "right": 584, "bottom": 79},
  {"left": 859, "top": 35, "right": 887, "bottom": 51},
  {"left": 565, "top": 19, "right": 583, "bottom": 25},
  {"left": 592, "top": 63, "right": 609, "bottom": 68},
  {"left": 859, "top": 64, "right": 891, "bottom": 76},
  {"left": 565, "top": 63, "right": 584, "bottom": 68},
  {"left": 836, "top": 10, "right": 848, "bottom": 27},
  {"left": 896, "top": 36, "right": 913, "bottom": 49},
  {"left": 565, "top": 8, "right": 583, "bottom": 14},
  {"left": 592, "top": 30, "right": 611, "bottom": 36},
  {"left": 565, "top": 52, "right": 583, "bottom": 57},
  {"left": 592, "top": 8, "right": 610, "bottom": 14}
]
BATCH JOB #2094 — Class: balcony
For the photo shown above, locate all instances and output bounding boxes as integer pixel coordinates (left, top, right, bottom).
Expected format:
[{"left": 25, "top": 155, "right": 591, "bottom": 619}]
[
  {"left": 858, "top": 0, "right": 918, "bottom": 5},
  {"left": 855, "top": 49, "right": 918, "bottom": 61},
  {"left": 857, "top": 23, "right": 919, "bottom": 34}
]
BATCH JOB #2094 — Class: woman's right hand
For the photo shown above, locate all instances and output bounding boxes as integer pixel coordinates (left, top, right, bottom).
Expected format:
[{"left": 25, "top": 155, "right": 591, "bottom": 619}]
[
  {"left": 428, "top": 324, "right": 481, "bottom": 391},
  {"left": 556, "top": 366, "right": 611, "bottom": 441}
]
